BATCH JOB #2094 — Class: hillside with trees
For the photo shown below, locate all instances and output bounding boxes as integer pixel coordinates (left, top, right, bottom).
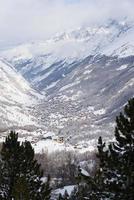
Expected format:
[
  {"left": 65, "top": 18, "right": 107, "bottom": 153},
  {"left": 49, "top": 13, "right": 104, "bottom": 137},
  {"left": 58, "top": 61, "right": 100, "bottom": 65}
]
[
  {"left": 0, "top": 98, "right": 134, "bottom": 199},
  {"left": 58, "top": 98, "right": 134, "bottom": 200}
]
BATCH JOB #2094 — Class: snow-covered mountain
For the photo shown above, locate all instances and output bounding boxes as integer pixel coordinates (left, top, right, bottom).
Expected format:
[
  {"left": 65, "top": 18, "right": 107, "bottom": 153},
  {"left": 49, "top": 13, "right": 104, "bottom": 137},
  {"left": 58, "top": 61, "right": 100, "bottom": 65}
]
[
  {"left": 0, "top": 58, "right": 40, "bottom": 133},
  {"left": 1, "top": 19, "right": 134, "bottom": 91},
  {"left": 0, "top": 19, "right": 134, "bottom": 148}
]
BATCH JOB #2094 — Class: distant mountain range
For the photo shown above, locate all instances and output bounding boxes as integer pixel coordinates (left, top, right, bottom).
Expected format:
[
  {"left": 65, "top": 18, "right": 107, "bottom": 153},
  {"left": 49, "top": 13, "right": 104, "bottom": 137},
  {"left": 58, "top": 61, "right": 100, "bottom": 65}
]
[{"left": 0, "top": 19, "right": 134, "bottom": 148}]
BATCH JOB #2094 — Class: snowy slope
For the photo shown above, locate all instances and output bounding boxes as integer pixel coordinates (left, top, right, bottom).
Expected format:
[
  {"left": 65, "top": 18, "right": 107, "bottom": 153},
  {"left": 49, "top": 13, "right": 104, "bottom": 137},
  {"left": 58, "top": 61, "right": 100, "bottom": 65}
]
[
  {"left": 1, "top": 19, "right": 134, "bottom": 92},
  {"left": 0, "top": 19, "right": 134, "bottom": 147},
  {"left": 0, "top": 58, "right": 40, "bottom": 132},
  {"left": 1, "top": 19, "right": 133, "bottom": 60}
]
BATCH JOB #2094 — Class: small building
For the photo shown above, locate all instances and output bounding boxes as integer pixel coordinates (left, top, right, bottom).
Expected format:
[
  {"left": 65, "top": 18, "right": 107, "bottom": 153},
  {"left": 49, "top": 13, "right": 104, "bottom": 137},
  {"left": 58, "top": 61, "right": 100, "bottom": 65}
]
[
  {"left": 42, "top": 136, "right": 52, "bottom": 140},
  {"left": 53, "top": 136, "right": 64, "bottom": 143}
]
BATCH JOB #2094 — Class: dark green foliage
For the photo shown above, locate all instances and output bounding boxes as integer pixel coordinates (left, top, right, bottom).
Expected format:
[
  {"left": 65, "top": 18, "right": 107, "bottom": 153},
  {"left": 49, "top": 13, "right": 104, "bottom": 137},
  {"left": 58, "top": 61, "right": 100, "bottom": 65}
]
[
  {"left": 12, "top": 176, "right": 30, "bottom": 200},
  {"left": 0, "top": 131, "right": 51, "bottom": 200},
  {"left": 57, "top": 193, "right": 64, "bottom": 200},
  {"left": 110, "top": 98, "right": 134, "bottom": 199},
  {"left": 60, "top": 98, "right": 134, "bottom": 200},
  {"left": 94, "top": 98, "right": 134, "bottom": 200},
  {"left": 42, "top": 175, "right": 51, "bottom": 200},
  {"left": 63, "top": 190, "right": 69, "bottom": 200}
]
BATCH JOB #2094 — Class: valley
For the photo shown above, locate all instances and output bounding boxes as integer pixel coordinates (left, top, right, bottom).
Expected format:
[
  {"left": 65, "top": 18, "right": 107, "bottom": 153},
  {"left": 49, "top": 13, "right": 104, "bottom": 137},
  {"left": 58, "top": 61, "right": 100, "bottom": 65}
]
[{"left": 0, "top": 19, "right": 134, "bottom": 153}]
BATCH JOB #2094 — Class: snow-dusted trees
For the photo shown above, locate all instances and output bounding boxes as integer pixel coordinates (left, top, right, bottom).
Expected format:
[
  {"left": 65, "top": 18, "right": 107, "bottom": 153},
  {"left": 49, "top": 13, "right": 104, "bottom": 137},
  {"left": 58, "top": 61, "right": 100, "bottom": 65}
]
[
  {"left": 59, "top": 98, "right": 134, "bottom": 200},
  {"left": 96, "top": 98, "right": 134, "bottom": 199},
  {"left": 90, "top": 98, "right": 134, "bottom": 199},
  {"left": 0, "top": 131, "right": 51, "bottom": 200},
  {"left": 108, "top": 98, "right": 134, "bottom": 199}
]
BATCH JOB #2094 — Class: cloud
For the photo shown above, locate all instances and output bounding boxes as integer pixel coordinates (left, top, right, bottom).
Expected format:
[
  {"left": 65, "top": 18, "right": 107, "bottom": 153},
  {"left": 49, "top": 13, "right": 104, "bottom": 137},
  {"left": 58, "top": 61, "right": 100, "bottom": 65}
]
[{"left": 0, "top": 0, "right": 134, "bottom": 48}]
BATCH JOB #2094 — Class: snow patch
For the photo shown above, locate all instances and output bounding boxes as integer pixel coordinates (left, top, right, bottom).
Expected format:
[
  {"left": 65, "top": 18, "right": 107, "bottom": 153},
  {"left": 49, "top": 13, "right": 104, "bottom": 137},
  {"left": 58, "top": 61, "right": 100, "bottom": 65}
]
[{"left": 116, "top": 64, "right": 128, "bottom": 71}]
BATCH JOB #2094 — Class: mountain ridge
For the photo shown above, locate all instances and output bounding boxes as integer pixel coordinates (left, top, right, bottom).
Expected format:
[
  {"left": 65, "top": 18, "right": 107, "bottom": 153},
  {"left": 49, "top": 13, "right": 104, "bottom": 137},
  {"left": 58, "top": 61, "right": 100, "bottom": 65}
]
[{"left": 0, "top": 19, "right": 134, "bottom": 150}]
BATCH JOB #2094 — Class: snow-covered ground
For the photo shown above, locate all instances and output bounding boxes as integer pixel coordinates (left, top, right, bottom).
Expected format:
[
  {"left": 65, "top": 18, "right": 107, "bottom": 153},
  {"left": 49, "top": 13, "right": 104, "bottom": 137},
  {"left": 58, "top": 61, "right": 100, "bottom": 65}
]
[
  {"left": 52, "top": 185, "right": 76, "bottom": 199},
  {"left": 1, "top": 19, "right": 133, "bottom": 62},
  {"left": 0, "top": 58, "right": 42, "bottom": 130},
  {"left": 0, "top": 18, "right": 134, "bottom": 150},
  {"left": 1, "top": 19, "right": 134, "bottom": 93}
]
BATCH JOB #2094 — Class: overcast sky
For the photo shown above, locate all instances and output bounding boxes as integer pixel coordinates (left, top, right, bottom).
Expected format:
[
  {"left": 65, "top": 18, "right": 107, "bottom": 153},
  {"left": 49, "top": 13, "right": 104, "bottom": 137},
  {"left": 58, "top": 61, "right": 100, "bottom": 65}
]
[{"left": 0, "top": 0, "right": 134, "bottom": 48}]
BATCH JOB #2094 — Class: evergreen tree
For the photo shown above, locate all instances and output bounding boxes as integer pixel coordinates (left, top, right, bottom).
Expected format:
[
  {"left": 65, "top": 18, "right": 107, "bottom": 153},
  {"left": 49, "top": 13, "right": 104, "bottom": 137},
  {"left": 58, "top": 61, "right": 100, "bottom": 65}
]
[
  {"left": 0, "top": 159, "right": 8, "bottom": 199},
  {"left": 12, "top": 176, "right": 30, "bottom": 200},
  {"left": 66, "top": 98, "right": 134, "bottom": 200},
  {"left": 0, "top": 131, "right": 22, "bottom": 199},
  {"left": 0, "top": 131, "right": 51, "bottom": 200},
  {"left": 63, "top": 190, "right": 69, "bottom": 200},
  {"left": 109, "top": 98, "right": 134, "bottom": 199},
  {"left": 57, "top": 193, "right": 64, "bottom": 200},
  {"left": 95, "top": 98, "right": 134, "bottom": 199}
]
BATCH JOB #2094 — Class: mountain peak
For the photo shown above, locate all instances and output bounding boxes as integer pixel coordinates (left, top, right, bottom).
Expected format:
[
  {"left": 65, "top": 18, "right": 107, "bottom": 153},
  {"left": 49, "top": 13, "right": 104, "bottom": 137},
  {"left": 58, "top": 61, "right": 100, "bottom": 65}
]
[{"left": 1, "top": 19, "right": 133, "bottom": 63}]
